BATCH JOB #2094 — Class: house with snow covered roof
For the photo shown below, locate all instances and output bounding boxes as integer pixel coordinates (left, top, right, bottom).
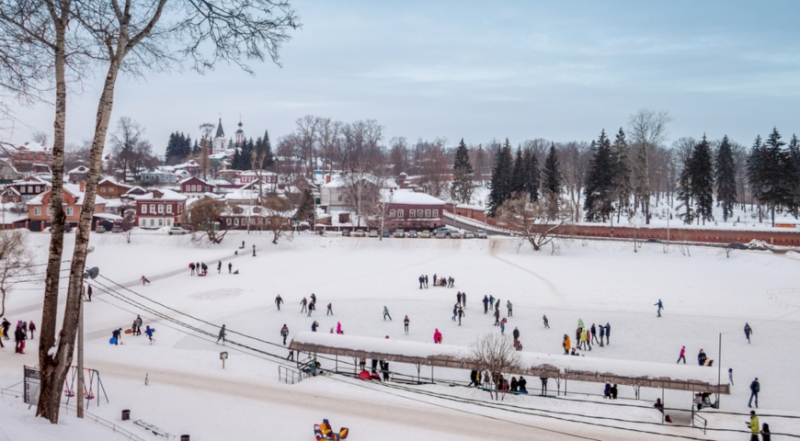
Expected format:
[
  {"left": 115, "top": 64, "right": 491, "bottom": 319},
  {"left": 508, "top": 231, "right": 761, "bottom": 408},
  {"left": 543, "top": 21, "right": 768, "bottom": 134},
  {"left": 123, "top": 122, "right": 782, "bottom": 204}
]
[
  {"left": 134, "top": 188, "right": 187, "bottom": 228},
  {"left": 380, "top": 189, "right": 445, "bottom": 230},
  {"left": 26, "top": 182, "right": 107, "bottom": 231},
  {"left": 0, "top": 158, "right": 22, "bottom": 182},
  {"left": 5, "top": 176, "right": 50, "bottom": 201},
  {"left": 9, "top": 142, "right": 52, "bottom": 172},
  {"left": 67, "top": 165, "right": 89, "bottom": 183},
  {"left": 179, "top": 176, "right": 217, "bottom": 199},
  {"left": 320, "top": 173, "right": 397, "bottom": 209}
]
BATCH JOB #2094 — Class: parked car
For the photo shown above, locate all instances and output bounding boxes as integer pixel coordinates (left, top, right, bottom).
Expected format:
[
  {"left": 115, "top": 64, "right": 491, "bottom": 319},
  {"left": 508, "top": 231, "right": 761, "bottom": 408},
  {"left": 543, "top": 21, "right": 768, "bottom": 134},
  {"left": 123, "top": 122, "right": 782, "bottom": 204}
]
[
  {"left": 450, "top": 231, "right": 462, "bottom": 239},
  {"left": 95, "top": 225, "right": 106, "bottom": 233},
  {"left": 369, "top": 230, "right": 378, "bottom": 238},
  {"left": 352, "top": 230, "right": 366, "bottom": 237},
  {"left": 382, "top": 229, "right": 390, "bottom": 238},
  {"left": 475, "top": 229, "right": 488, "bottom": 239},
  {"left": 342, "top": 229, "right": 351, "bottom": 237},
  {"left": 463, "top": 231, "right": 475, "bottom": 239},
  {"left": 393, "top": 229, "right": 405, "bottom": 238},
  {"left": 408, "top": 230, "right": 418, "bottom": 238},
  {"left": 111, "top": 225, "right": 123, "bottom": 233},
  {"left": 168, "top": 226, "right": 187, "bottom": 235},
  {"left": 420, "top": 230, "right": 431, "bottom": 238},
  {"left": 435, "top": 230, "right": 447, "bottom": 238}
]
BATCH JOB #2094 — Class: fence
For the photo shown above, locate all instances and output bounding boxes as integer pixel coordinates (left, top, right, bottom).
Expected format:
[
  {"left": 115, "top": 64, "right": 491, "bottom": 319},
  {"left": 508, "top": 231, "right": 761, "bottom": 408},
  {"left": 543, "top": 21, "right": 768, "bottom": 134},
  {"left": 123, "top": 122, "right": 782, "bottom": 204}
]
[{"left": 278, "top": 365, "right": 303, "bottom": 385}]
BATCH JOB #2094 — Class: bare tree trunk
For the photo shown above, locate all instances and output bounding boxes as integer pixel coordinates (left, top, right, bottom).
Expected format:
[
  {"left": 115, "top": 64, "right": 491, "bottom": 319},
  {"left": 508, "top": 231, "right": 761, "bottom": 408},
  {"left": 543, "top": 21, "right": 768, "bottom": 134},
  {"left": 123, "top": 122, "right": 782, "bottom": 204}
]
[{"left": 37, "top": 0, "right": 70, "bottom": 422}]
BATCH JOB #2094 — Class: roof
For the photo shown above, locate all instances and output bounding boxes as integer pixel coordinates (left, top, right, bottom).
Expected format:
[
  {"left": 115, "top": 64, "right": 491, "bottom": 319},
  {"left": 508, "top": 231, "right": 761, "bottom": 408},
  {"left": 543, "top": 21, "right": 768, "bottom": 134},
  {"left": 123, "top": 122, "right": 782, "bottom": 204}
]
[
  {"left": 323, "top": 173, "right": 397, "bottom": 190},
  {"left": 135, "top": 188, "right": 187, "bottom": 202},
  {"left": 93, "top": 213, "right": 122, "bottom": 221},
  {"left": 68, "top": 165, "right": 89, "bottom": 174},
  {"left": 290, "top": 332, "right": 729, "bottom": 394},
  {"left": 98, "top": 177, "right": 131, "bottom": 189},
  {"left": 26, "top": 184, "right": 107, "bottom": 206},
  {"left": 178, "top": 176, "right": 216, "bottom": 187},
  {"left": 215, "top": 118, "right": 225, "bottom": 138},
  {"left": 13, "top": 142, "right": 49, "bottom": 152},
  {"left": 384, "top": 189, "right": 445, "bottom": 206}
]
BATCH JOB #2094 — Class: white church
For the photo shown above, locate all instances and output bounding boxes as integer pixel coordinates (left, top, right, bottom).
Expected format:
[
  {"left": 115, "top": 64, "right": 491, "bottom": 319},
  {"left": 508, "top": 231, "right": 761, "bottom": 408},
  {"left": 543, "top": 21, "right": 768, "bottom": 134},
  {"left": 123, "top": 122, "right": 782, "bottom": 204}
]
[{"left": 212, "top": 116, "right": 246, "bottom": 155}]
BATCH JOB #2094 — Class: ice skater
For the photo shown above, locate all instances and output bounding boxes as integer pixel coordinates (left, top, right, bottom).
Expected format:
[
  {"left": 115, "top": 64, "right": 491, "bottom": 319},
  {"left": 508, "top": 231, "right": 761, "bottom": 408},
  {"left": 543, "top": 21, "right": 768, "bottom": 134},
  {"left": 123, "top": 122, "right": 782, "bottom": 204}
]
[
  {"left": 543, "top": 315, "right": 550, "bottom": 329},
  {"left": 275, "top": 294, "right": 284, "bottom": 311},
  {"left": 300, "top": 297, "right": 308, "bottom": 313},
  {"left": 404, "top": 316, "right": 409, "bottom": 334},
  {"left": 383, "top": 306, "right": 392, "bottom": 320},
  {"left": 654, "top": 299, "right": 664, "bottom": 317},
  {"left": 281, "top": 324, "right": 289, "bottom": 345},
  {"left": 677, "top": 346, "right": 686, "bottom": 363},
  {"left": 217, "top": 324, "right": 227, "bottom": 344},
  {"left": 748, "top": 378, "right": 759, "bottom": 408},
  {"left": 140, "top": 275, "right": 151, "bottom": 285},
  {"left": 744, "top": 323, "right": 753, "bottom": 343}
]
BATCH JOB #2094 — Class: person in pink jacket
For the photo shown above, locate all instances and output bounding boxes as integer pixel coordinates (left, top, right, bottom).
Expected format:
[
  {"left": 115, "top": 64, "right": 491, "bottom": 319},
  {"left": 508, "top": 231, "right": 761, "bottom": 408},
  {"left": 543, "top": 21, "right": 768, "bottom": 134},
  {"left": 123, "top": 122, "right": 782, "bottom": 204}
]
[
  {"left": 677, "top": 346, "right": 686, "bottom": 364},
  {"left": 336, "top": 322, "right": 343, "bottom": 334},
  {"left": 433, "top": 329, "right": 442, "bottom": 344}
]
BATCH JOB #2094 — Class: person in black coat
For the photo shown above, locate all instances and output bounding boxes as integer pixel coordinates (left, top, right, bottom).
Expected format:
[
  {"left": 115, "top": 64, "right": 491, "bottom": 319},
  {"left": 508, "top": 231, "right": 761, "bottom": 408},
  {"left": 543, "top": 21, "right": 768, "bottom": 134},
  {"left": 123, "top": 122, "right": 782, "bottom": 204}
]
[
  {"left": 482, "top": 295, "right": 489, "bottom": 314},
  {"left": 698, "top": 349, "right": 708, "bottom": 366},
  {"left": 517, "top": 376, "right": 527, "bottom": 393}
]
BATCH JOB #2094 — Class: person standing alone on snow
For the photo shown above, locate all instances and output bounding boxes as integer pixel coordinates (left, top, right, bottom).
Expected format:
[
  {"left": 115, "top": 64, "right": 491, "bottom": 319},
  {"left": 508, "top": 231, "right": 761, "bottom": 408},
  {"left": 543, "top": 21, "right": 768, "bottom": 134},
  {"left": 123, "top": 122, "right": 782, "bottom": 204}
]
[
  {"left": 506, "top": 300, "right": 513, "bottom": 317},
  {"left": 404, "top": 316, "right": 409, "bottom": 334},
  {"left": 677, "top": 346, "right": 686, "bottom": 364},
  {"left": 744, "top": 323, "right": 753, "bottom": 343},
  {"left": 749, "top": 378, "right": 759, "bottom": 408},
  {"left": 275, "top": 295, "right": 284, "bottom": 311},
  {"left": 280, "top": 324, "right": 289, "bottom": 345},
  {"left": 217, "top": 261, "right": 222, "bottom": 273},
  {"left": 729, "top": 368, "right": 734, "bottom": 385},
  {"left": 654, "top": 299, "right": 664, "bottom": 317},
  {"left": 300, "top": 297, "right": 307, "bottom": 313},
  {"left": 457, "top": 306, "right": 465, "bottom": 325},
  {"left": 543, "top": 315, "right": 550, "bottom": 329},
  {"left": 326, "top": 303, "right": 333, "bottom": 315},
  {"left": 383, "top": 306, "right": 392, "bottom": 321},
  {"left": 483, "top": 296, "right": 489, "bottom": 314}
]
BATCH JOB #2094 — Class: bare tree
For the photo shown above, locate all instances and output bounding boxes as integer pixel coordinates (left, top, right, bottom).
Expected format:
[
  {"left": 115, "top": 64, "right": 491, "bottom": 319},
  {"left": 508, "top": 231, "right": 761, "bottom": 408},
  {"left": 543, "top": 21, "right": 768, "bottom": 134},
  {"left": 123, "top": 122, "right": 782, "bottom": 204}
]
[
  {"left": 110, "top": 117, "right": 146, "bottom": 180},
  {"left": 498, "top": 195, "right": 572, "bottom": 253},
  {"left": 262, "top": 196, "right": 293, "bottom": 244},
  {"left": 185, "top": 198, "right": 228, "bottom": 244},
  {"left": 64, "top": 140, "right": 91, "bottom": 171},
  {"left": 121, "top": 208, "right": 136, "bottom": 244},
  {"left": 31, "top": 1, "right": 299, "bottom": 423},
  {"left": 628, "top": 109, "right": 672, "bottom": 224},
  {"left": 339, "top": 120, "right": 385, "bottom": 226},
  {"left": 469, "top": 333, "right": 520, "bottom": 400},
  {"left": 417, "top": 139, "right": 450, "bottom": 197},
  {"left": 560, "top": 141, "right": 591, "bottom": 222},
  {"left": 0, "top": 230, "right": 34, "bottom": 319},
  {"left": 388, "top": 137, "right": 410, "bottom": 178}
]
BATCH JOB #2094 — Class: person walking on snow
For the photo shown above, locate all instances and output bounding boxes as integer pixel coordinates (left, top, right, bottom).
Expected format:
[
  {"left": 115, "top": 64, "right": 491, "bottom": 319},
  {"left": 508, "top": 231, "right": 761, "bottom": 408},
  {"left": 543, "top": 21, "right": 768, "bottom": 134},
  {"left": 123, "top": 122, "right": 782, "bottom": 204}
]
[
  {"left": 494, "top": 308, "right": 500, "bottom": 326},
  {"left": 1, "top": 318, "right": 10, "bottom": 341},
  {"left": 252, "top": 244, "right": 256, "bottom": 257},
  {"left": 280, "top": 324, "right": 289, "bottom": 345},
  {"left": 326, "top": 303, "right": 333, "bottom": 315},
  {"left": 457, "top": 292, "right": 462, "bottom": 305},
  {"left": 563, "top": 334, "right": 571, "bottom": 355},
  {"left": 419, "top": 275, "right": 424, "bottom": 289},
  {"left": 457, "top": 306, "right": 465, "bottom": 325},
  {"left": 506, "top": 300, "right": 513, "bottom": 317},
  {"left": 500, "top": 318, "right": 507, "bottom": 334},
  {"left": 744, "top": 323, "right": 753, "bottom": 343},
  {"left": 300, "top": 297, "right": 308, "bottom": 313},
  {"left": 424, "top": 275, "right": 428, "bottom": 288},
  {"left": 140, "top": 275, "right": 150, "bottom": 285},
  {"left": 433, "top": 328, "right": 442, "bottom": 344},
  {"left": 747, "top": 411, "right": 759, "bottom": 441},
  {"left": 86, "top": 284, "right": 92, "bottom": 301},
  {"left": 452, "top": 304, "right": 458, "bottom": 321},
  {"left": 307, "top": 301, "right": 316, "bottom": 316},
  {"left": 145, "top": 326, "right": 154, "bottom": 343},
  {"left": 275, "top": 295, "right": 284, "bottom": 311},
  {"left": 383, "top": 306, "right": 392, "bottom": 320},
  {"left": 655, "top": 299, "right": 664, "bottom": 317},
  {"left": 228, "top": 262, "right": 232, "bottom": 274},
  {"left": 748, "top": 378, "right": 760, "bottom": 408},
  {"left": 543, "top": 315, "right": 550, "bottom": 328},
  {"left": 28, "top": 321, "right": 35, "bottom": 339},
  {"left": 483, "top": 295, "right": 489, "bottom": 314},
  {"left": 728, "top": 368, "right": 734, "bottom": 385},
  {"left": 217, "top": 325, "right": 227, "bottom": 344},
  {"left": 462, "top": 292, "right": 466, "bottom": 306},
  {"left": 404, "top": 316, "right": 409, "bottom": 334},
  {"left": 217, "top": 261, "right": 222, "bottom": 273},
  {"left": 677, "top": 346, "right": 686, "bottom": 363},
  {"left": 311, "top": 293, "right": 317, "bottom": 304},
  {"left": 489, "top": 295, "right": 495, "bottom": 310}
]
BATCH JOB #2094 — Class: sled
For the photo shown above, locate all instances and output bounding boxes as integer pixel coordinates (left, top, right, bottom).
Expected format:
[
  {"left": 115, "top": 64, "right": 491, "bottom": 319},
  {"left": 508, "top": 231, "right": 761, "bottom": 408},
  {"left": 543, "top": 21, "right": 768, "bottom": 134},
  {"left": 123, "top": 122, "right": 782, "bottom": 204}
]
[
  {"left": 125, "top": 329, "right": 134, "bottom": 334},
  {"left": 703, "top": 359, "right": 714, "bottom": 367},
  {"left": 109, "top": 337, "right": 117, "bottom": 345},
  {"left": 314, "top": 422, "right": 348, "bottom": 441}
]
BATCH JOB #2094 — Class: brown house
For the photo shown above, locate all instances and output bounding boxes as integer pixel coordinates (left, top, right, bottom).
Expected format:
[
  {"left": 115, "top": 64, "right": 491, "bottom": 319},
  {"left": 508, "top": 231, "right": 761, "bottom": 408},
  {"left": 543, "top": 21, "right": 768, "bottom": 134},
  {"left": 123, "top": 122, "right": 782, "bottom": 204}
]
[
  {"left": 380, "top": 189, "right": 445, "bottom": 230},
  {"left": 97, "top": 177, "right": 132, "bottom": 198},
  {"left": 26, "top": 183, "right": 107, "bottom": 231}
]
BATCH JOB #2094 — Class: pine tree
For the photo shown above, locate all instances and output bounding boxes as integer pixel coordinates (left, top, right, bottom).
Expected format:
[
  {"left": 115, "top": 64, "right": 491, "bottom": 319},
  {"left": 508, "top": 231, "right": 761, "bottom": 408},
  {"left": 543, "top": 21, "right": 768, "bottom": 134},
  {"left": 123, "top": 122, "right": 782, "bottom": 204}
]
[
  {"left": 510, "top": 146, "right": 526, "bottom": 197},
  {"left": 295, "top": 188, "right": 316, "bottom": 223},
  {"left": 583, "top": 130, "right": 615, "bottom": 222},
  {"left": 691, "top": 135, "right": 714, "bottom": 224},
  {"left": 676, "top": 148, "right": 694, "bottom": 224},
  {"left": 450, "top": 138, "right": 475, "bottom": 204},
  {"left": 487, "top": 139, "right": 513, "bottom": 217},
  {"left": 789, "top": 134, "right": 800, "bottom": 216},
  {"left": 523, "top": 148, "right": 539, "bottom": 202},
  {"left": 715, "top": 135, "right": 737, "bottom": 221},
  {"left": 759, "top": 128, "right": 799, "bottom": 226},
  {"left": 192, "top": 140, "right": 201, "bottom": 155},
  {"left": 611, "top": 128, "right": 631, "bottom": 223},
  {"left": 746, "top": 135, "right": 765, "bottom": 223},
  {"left": 542, "top": 143, "right": 562, "bottom": 220},
  {"left": 165, "top": 132, "right": 179, "bottom": 162},
  {"left": 263, "top": 130, "right": 275, "bottom": 167}
]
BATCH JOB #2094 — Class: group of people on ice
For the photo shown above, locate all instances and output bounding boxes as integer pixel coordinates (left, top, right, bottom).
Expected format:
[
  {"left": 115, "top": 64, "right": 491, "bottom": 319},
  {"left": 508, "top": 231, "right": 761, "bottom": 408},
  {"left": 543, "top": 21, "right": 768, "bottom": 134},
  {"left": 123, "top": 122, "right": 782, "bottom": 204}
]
[
  {"left": 563, "top": 320, "right": 611, "bottom": 355},
  {"left": 418, "top": 274, "right": 455, "bottom": 288},
  {"left": 0, "top": 318, "right": 35, "bottom": 354},
  {"left": 110, "top": 314, "right": 155, "bottom": 345}
]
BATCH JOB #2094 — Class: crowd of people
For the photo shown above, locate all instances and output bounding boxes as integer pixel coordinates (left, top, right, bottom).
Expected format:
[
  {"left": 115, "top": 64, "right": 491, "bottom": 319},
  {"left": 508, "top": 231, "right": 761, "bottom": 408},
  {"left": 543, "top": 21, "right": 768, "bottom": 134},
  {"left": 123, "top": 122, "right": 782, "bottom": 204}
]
[{"left": 0, "top": 318, "right": 35, "bottom": 354}]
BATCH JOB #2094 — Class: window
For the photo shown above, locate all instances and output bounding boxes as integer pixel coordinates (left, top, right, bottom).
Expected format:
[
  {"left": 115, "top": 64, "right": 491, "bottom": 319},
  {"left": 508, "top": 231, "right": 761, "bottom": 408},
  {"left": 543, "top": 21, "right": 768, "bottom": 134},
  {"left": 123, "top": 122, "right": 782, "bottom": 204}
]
[
  {"left": 409, "top": 209, "right": 416, "bottom": 218},
  {"left": 150, "top": 219, "right": 154, "bottom": 226},
  {"left": 433, "top": 209, "right": 438, "bottom": 217},
  {"left": 34, "top": 207, "right": 41, "bottom": 216},
  {"left": 166, "top": 205, "right": 172, "bottom": 214},
  {"left": 46, "top": 207, "right": 51, "bottom": 216},
  {"left": 389, "top": 209, "right": 396, "bottom": 217},
  {"left": 66, "top": 207, "right": 73, "bottom": 216},
  {"left": 150, "top": 204, "right": 155, "bottom": 213},
  {"left": 337, "top": 195, "right": 343, "bottom": 202},
  {"left": 100, "top": 187, "right": 106, "bottom": 193},
  {"left": 205, "top": 186, "right": 210, "bottom": 192},
  {"left": 158, "top": 204, "right": 164, "bottom": 214},
  {"left": 397, "top": 209, "right": 404, "bottom": 218},
  {"left": 425, "top": 209, "right": 431, "bottom": 217},
  {"left": 158, "top": 219, "right": 163, "bottom": 226},
  {"left": 166, "top": 219, "right": 172, "bottom": 226},
  {"left": 142, "top": 205, "right": 147, "bottom": 214},
  {"left": 27, "top": 186, "right": 32, "bottom": 193},
  {"left": 234, "top": 218, "right": 239, "bottom": 226},
  {"left": 35, "top": 186, "right": 40, "bottom": 192}
]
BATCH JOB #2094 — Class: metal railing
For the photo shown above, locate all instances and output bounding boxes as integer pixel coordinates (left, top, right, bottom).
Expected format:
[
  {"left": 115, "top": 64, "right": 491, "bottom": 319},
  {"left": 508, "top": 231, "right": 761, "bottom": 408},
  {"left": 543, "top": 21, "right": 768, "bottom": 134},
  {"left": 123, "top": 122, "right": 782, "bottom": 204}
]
[
  {"left": 691, "top": 406, "right": 708, "bottom": 434},
  {"left": 278, "top": 365, "right": 302, "bottom": 385}
]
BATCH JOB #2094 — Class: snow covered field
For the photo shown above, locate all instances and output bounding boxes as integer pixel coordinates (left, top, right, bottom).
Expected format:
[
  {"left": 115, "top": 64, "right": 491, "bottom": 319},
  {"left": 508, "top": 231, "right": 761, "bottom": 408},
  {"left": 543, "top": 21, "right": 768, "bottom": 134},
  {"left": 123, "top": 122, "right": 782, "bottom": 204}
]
[{"left": 1, "top": 231, "right": 799, "bottom": 440}]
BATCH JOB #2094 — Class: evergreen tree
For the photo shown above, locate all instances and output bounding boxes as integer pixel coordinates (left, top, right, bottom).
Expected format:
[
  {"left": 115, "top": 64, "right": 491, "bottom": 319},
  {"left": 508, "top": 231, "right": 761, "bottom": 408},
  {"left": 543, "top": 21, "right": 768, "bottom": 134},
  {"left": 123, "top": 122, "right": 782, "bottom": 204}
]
[
  {"left": 583, "top": 130, "right": 615, "bottom": 222},
  {"left": 165, "top": 132, "right": 193, "bottom": 163},
  {"left": 759, "top": 128, "right": 798, "bottom": 225},
  {"left": 450, "top": 138, "right": 475, "bottom": 204},
  {"left": 715, "top": 135, "right": 737, "bottom": 221},
  {"left": 789, "top": 134, "right": 800, "bottom": 216},
  {"left": 611, "top": 128, "right": 631, "bottom": 222},
  {"left": 295, "top": 188, "right": 316, "bottom": 223},
  {"left": 192, "top": 140, "right": 201, "bottom": 155},
  {"left": 487, "top": 139, "right": 513, "bottom": 217},
  {"left": 746, "top": 135, "right": 765, "bottom": 223},
  {"left": 165, "top": 132, "right": 179, "bottom": 162},
  {"left": 691, "top": 135, "right": 714, "bottom": 224},
  {"left": 263, "top": 130, "right": 275, "bottom": 167},
  {"left": 510, "top": 146, "right": 526, "bottom": 197},
  {"left": 523, "top": 148, "right": 539, "bottom": 202},
  {"left": 542, "top": 143, "right": 562, "bottom": 220}
]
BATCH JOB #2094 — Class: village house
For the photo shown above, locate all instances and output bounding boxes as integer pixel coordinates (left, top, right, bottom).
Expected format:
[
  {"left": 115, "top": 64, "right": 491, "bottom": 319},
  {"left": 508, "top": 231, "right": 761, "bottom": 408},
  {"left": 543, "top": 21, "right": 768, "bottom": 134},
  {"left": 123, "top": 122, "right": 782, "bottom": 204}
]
[
  {"left": 97, "top": 178, "right": 132, "bottom": 198},
  {"left": 380, "top": 189, "right": 445, "bottom": 230},
  {"left": 25, "top": 183, "right": 107, "bottom": 231},
  {"left": 4, "top": 176, "right": 51, "bottom": 201},
  {"left": 9, "top": 142, "right": 52, "bottom": 173},
  {"left": 179, "top": 176, "right": 217, "bottom": 199},
  {"left": 0, "top": 158, "right": 22, "bottom": 183},
  {"left": 134, "top": 188, "right": 187, "bottom": 228},
  {"left": 67, "top": 165, "right": 89, "bottom": 183}
]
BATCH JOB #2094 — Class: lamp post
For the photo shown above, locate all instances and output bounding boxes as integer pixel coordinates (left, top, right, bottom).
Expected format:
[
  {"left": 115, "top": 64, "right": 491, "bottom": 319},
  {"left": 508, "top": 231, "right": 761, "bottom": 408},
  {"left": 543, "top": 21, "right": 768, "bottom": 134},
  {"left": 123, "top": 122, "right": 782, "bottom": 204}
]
[{"left": 78, "top": 265, "right": 100, "bottom": 418}]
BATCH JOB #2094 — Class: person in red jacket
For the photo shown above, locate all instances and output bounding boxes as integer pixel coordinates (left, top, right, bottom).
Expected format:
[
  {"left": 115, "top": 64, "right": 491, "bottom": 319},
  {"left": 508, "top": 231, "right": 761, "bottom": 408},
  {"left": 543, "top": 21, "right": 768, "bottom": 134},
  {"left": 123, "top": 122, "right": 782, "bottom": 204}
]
[
  {"left": 433, "top": 328, "right": 442, "bottom": 344},
  {"left": 677, "top": 346, "right": 686, "bottom": 364}
]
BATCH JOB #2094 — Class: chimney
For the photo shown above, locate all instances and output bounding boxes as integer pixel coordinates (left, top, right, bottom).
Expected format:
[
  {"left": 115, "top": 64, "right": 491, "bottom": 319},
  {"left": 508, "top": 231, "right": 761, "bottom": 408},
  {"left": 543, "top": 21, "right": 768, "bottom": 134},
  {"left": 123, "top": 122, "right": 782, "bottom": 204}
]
[{"left": 79, "top": 182, "right": 86, "bottom": 192}]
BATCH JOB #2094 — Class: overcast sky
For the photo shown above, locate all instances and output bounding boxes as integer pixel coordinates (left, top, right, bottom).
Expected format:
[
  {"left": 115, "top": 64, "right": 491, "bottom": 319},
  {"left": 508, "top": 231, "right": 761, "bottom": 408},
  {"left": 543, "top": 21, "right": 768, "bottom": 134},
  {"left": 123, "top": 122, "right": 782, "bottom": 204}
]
[{"left": 7, "top": 0, "right": 800, "bottom": 154}]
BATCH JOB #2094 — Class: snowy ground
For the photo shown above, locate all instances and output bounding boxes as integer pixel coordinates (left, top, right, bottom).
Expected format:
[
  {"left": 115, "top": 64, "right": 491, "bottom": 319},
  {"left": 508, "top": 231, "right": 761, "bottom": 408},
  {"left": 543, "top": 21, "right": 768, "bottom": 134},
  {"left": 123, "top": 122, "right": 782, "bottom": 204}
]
[{"left": 1, "top": 230, "right": 799, "bottom": 440}]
